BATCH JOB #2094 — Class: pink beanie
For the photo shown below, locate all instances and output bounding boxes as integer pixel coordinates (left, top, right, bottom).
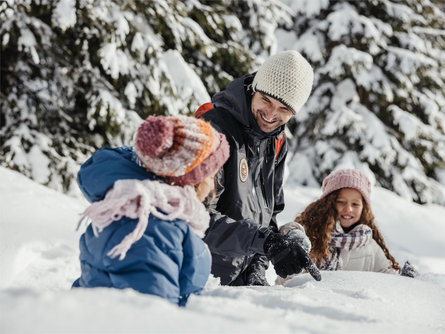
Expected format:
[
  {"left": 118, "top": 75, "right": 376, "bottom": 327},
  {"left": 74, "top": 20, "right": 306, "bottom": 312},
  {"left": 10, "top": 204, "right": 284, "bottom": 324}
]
[
  {"left": 134, "top": 115, "right": 229, "bottom": 186},
  {"left": 321, "top": 169, "right": 371, "bottom": 204}
]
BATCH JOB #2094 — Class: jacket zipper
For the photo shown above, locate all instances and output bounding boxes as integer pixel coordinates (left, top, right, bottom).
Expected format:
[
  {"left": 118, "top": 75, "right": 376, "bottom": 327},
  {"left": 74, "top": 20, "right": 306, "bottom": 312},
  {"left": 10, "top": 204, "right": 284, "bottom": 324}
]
[{"left": 253, "top": 141, "right": 264, "bottom": 226}]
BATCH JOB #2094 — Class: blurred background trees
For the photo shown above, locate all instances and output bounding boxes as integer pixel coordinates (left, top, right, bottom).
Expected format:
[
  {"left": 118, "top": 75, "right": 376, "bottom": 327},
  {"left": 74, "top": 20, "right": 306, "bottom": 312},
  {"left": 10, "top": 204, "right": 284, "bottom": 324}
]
[{"left": 1, "top": 0, "right": 444, "bottom": 204}]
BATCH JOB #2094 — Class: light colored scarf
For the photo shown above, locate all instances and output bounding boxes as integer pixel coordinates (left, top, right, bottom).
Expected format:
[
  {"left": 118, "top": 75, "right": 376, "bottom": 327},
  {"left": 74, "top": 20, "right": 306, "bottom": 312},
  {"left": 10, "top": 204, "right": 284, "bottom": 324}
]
[
  {"left": 77, "top": 179, "right": 210, "bottom": 260},
  {"left": 319, "top": 222, "right": 373, "bottom": 270}
]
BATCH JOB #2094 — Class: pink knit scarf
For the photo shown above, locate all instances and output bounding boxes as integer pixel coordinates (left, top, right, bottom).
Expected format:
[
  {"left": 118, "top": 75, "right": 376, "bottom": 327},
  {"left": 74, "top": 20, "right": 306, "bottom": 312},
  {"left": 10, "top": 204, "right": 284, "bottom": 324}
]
[{"left": 77, "top": 179, "right": 210, "bottom": 260}]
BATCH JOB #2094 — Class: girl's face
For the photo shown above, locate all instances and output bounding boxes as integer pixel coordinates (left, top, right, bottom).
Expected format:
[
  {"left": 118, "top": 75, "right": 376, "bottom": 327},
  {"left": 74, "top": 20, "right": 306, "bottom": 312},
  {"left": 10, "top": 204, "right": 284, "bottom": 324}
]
[
  {"left": 335, "top": 188, "right": 364, "bottom": 229},
  {"left": 195, "top": 173, "right": 217, "bottom": 202}
]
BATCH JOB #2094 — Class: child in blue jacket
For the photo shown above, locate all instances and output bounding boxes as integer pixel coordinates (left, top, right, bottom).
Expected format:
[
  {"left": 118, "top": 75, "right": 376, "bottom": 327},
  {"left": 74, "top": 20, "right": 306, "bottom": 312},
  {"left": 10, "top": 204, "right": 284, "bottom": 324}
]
[{"left": 73, "top": 115, "right": 229, "bottom": 306}]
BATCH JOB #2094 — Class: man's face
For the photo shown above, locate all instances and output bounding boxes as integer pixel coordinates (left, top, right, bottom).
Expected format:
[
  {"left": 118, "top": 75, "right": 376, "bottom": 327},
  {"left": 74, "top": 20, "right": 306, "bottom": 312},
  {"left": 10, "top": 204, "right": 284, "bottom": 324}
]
[{"left": 251, "top": 92, "right": 293, "bottom": 133}]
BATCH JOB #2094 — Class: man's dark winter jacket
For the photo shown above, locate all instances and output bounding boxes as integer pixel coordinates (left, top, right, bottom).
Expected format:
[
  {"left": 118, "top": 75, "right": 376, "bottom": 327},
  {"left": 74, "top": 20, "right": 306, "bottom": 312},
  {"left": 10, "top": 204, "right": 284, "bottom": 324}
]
[{"left": 198, "top": 74, "right": 288, "bottom": 285}]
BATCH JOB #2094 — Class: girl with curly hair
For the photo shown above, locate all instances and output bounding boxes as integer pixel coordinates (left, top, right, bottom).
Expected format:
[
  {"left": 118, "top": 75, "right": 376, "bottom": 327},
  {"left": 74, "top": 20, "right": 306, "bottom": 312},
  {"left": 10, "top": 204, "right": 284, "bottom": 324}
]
[{"left": 276, "top": 169, "right": 416, "bottom": 284}]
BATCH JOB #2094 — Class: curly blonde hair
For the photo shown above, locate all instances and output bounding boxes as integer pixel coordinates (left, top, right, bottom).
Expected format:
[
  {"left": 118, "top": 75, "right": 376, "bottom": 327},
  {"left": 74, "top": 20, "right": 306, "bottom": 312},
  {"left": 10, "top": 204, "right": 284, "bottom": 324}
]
[{"left": 295, "top": 190, "right": 400, "bottom": 271}]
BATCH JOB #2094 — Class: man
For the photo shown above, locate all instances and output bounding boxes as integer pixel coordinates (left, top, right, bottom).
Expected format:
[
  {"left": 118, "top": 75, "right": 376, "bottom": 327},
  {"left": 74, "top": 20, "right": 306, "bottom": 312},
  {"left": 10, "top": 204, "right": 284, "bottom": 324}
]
[{"left": 196, "top": 50, "right": 320, "bottom": 285}]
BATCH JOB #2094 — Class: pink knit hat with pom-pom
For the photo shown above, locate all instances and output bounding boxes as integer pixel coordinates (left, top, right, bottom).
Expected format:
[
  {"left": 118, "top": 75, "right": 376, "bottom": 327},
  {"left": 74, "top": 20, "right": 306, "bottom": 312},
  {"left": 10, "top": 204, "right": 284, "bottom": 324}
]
[
  {"left": 321, "top": 169, "right": 371, "bottom": 204},
  {"left": 134, "top": 115, "right": 229, "bottom": 186}
]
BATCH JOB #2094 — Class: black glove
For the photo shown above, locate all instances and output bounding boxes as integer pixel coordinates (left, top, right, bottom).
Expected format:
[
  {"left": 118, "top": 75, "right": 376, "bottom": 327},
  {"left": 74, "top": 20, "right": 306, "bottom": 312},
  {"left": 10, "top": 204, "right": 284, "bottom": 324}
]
[
  {"left": 400, "top": 261, "right": 418, "bottom": 278},
  {"left": 264, "top": 233, "right": 321, "bottom": 281},
  {"left": 287, "top": 229, "right": 312, "bottom": 253},
  {"left": 245, "top": 255, "right": 270, "bottom": 286}
]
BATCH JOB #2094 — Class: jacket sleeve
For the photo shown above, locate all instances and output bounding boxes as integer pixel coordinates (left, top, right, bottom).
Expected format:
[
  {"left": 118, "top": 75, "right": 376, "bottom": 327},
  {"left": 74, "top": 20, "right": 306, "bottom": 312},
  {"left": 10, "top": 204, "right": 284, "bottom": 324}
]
[
  {"left": 77, "top": 147, "right": 154, "bottom": 203},
  {"left": 372, "top": 241, "right": 398, "bottom": 274},
  {"left": 178, "top": 227, "right": 212, "bottom": 306},
  {"left": 243, "top": 253, "right": 270, "bottom": 283},
  {"left": 202, "top": 168, "right": 272, "bottom": 258}
]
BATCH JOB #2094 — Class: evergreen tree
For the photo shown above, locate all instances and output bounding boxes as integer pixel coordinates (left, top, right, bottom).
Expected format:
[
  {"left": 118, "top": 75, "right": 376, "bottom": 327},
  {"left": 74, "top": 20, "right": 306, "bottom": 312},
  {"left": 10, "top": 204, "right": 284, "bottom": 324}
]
[
  {"left": 280, "top": 0, "right": 445, "bottom": 204},
  {"left": 2, "top": 0, "right": 444, "bottom": 205},
  {"left": 0, "top": 0, "right": 286, "bottom": 195}
]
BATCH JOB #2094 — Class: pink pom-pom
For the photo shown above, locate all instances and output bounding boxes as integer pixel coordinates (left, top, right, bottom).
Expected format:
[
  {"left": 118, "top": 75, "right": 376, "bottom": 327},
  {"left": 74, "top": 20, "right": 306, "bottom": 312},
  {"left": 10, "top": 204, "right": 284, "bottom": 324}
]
[{"left": 135, "top": 116, "right": 174, "bottom": 157}]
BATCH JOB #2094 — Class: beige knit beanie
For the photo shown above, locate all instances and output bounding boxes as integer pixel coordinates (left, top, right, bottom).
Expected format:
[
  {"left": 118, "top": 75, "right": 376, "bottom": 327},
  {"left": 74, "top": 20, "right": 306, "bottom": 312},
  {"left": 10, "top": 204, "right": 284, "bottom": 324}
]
[{"left": 252, "top": 50, "right": 314, "bottom": 114}]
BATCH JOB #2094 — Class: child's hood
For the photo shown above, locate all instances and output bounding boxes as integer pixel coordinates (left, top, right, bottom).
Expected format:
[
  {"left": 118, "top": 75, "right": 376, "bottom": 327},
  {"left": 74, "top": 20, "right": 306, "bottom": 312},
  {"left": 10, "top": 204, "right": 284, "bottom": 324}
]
[{"left": 77, "top": 147, "right": 157, "bottom": 203}]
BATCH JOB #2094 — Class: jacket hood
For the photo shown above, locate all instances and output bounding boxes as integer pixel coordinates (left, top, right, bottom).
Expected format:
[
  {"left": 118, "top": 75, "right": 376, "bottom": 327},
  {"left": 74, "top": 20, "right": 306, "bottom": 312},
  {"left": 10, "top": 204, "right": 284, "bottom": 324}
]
[{"left": 212, "top": 74, "right": 252, "bottom": 126}]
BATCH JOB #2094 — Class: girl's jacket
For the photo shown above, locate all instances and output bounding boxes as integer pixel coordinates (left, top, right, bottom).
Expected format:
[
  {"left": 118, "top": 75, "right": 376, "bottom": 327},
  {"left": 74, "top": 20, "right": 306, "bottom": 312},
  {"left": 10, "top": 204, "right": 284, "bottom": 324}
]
[
  {"left": 72, "top": 147, "right": 211, "bottom": 306},
  {"left": 328, "top": 222, "right": 395, "bottom": 273}
]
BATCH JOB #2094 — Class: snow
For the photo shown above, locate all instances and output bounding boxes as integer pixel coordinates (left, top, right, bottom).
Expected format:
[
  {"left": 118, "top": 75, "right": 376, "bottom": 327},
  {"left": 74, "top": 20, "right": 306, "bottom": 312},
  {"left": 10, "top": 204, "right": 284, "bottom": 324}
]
[
  {"left": 436, "top": 169, "right": 445, "bottom": 186},
  {"left": 52, "top": 0, "right": 76, "bottom": 32},
  {"left": 160, "top": 50, "right": 211, "bottom": 107},
  {"left": 99, "top": 42, "right": 130, "bottom": 80},
  {"left": 281, "top": 0, "right": 329, "bottom": 17},
  {"left": 124, "top": 82, "right": 137, "bottom": 108},
  {"left": 28, "top": 146, "right": 51, "bottom": 184},
  {"left": 1, "top": 166, "right": 445, "bottom": 333},
  {"left": 112, "top": 7, "right": 130, "bottom": 43},
  {"left": 17, "top": 27, "right": 39, "bottom": 64}
]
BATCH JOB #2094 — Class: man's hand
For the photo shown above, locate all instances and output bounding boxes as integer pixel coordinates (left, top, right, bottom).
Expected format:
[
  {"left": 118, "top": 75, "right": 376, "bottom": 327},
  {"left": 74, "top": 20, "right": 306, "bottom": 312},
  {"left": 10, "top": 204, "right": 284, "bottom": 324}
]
[
  {"left": 286, "top": 228, "right": 312, "bottom": 253},
  {"left": 264, "top": 233, "right": 321, "bottom": 281}
]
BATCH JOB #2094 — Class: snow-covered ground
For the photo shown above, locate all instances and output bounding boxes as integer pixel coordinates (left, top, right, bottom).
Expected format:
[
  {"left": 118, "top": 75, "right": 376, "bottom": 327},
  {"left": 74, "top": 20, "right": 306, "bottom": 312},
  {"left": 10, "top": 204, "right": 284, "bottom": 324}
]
[{"left": 1, "top": 166, "right": 444, "bottom": 333}]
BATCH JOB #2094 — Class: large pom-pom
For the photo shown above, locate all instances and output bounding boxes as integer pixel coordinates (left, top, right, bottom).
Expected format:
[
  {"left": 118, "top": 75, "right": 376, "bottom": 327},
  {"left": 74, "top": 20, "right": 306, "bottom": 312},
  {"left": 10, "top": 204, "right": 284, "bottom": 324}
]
[{"left": 135, "top": 116, "right": 174, "bottom": 157}]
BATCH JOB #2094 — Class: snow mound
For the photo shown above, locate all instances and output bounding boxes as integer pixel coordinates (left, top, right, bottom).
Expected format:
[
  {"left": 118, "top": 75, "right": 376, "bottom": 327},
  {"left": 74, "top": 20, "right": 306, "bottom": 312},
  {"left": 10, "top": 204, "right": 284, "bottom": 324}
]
[{"left": 1, "top": 166, "right": 445, "bottom": 333}]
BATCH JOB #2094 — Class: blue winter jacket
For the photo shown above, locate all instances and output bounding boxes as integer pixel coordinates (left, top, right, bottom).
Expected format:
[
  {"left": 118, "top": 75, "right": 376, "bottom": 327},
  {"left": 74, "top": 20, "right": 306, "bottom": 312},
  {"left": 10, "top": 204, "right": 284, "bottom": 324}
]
[{"left": 72, "top": 147, "right": 211, "bottom": 306}]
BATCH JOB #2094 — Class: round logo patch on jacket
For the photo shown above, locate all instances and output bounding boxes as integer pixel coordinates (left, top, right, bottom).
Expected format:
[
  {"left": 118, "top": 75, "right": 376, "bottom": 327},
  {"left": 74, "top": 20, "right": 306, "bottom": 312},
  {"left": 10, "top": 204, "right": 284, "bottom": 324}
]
[{"left": 239, "top": 157, "right": 248, "bottom": 183}]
